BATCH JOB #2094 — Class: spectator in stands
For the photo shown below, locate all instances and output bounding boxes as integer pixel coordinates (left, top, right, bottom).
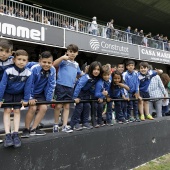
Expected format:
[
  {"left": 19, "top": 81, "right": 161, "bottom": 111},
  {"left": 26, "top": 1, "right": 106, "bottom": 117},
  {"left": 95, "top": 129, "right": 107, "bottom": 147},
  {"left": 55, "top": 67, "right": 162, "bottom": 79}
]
[
  {"left": 157, "top": 34, "right": 164, "bottom": 49},
  {"left": 167, "top": 40, "right": 170, "bottom": 51},
  {"left": 123, "top": 60, "right": 140, "bottom": 122},
  {"left": 0, "top": 50, "right": 33, "bottom": 148},
  {"left": 139, "top": 30, "right": 144, "bottom": 37},
  {"left": 53, "top": 44, "right": 81, "bottom": 133},
  {"left": 163, "top": 36, "right": 169, "bottom": 51},
  {"left": 91, "top": 16, "right": 98, "bottom": 36},
  {"left": 126, "top": 26, "right": 132, "bottom": 43},
  {"left": 138, "top": 62, "right": 163, "bottom": 120},
  {"left": 106, "top": 19, "right": 114, "bottom": 38},
  {"left": 0, "top": 4, "right": 4, "bottom": 13},
  {"left": 132, "top": 28, "right": 139, "bottom": 44},
  {"left": 153, "top": 34, "right": 160, "bottom": 49},
  {"left": 69, "top": 23, "right": 75, "bottom": 30},
  {"left": 7, "top": 6, "right": 15, "bottom": 16},
  {"left": 70, "top": 61, "right": 103, "bottom": 130},
  {"left": 141, "top": 34, "right": 148, "bottom": 47},
  {"left": 34, "top": 12, "right": 41, "bottom": 22},
  {"left": 22, "top": 51, "right": 56, "bottom": 138},
  {"left": 107, "top": 70, "right": 129, "bottom": 124},
  {"left": 44, "top": 16, "right": 50, "bottom": 25},
  {"left": 148, "top": 65, "right": 166, "bottom": 118}
]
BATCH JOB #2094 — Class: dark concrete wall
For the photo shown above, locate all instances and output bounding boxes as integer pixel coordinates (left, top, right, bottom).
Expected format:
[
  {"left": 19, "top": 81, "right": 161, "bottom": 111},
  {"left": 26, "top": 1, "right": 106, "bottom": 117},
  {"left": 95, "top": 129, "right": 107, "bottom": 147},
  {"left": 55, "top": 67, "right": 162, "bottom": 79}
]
[{"left": 1, "top": 117, "right": 170, "bottom": 170}]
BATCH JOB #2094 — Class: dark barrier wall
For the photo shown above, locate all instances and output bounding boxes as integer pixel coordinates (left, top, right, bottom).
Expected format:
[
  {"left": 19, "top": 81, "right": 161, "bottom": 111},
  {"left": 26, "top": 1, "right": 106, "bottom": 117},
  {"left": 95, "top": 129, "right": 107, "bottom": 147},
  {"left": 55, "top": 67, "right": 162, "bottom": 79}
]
[
  {"left": 1, "top": 118, "right": 170, "bottom": 170},
  {"left": 0, "top": 14, "right": 64, "bottom": 47}
]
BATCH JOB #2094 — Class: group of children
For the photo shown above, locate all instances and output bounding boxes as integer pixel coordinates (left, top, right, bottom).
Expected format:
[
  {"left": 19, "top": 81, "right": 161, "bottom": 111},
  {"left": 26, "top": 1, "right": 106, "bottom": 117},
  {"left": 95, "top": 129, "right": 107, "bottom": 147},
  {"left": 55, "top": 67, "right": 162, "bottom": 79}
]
[{"left": 0, "top": 38, "right": 166, "bottom": 149}]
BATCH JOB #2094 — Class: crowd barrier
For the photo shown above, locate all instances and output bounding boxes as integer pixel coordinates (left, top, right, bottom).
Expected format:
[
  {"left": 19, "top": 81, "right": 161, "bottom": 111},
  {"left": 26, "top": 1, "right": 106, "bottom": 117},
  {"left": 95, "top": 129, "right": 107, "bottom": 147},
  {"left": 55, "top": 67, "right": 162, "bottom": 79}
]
[
  {"left": 0, "top": 0, "right": 169, "bottom": 51},
  {"left": 0, "top": 97, "right": 169, "bottom": 134}
]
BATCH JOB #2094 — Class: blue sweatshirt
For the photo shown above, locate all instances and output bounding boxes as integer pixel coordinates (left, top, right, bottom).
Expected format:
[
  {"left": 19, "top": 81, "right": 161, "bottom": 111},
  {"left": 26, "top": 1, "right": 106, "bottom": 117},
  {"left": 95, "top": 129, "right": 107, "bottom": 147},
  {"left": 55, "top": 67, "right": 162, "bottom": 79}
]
[
  {"left": 123, "top": 71, "right": 139, "bottom": 93},
  {"left": 0, "top": 65, "right": 33, "bottom": 102},
  {"left": 0, "top": 55, "right": 37, "bottom": 82},
  {"left": 0, "top": 56, "right": 14, "bottom": 81},
  {"left": 73, "top": 74, "right": 99, "bottom": 99},
  {"left": 109, "top": 85, "right": 124, "bottom": 98},
  {"left": 138, "top": 70, "right": 157, "bottom": 92},
  {"left": 95, "top": 77, "right": 112, "bottom": 99},
  {"left": 31, "top": 64, "right": 56, "bottom": 101}
]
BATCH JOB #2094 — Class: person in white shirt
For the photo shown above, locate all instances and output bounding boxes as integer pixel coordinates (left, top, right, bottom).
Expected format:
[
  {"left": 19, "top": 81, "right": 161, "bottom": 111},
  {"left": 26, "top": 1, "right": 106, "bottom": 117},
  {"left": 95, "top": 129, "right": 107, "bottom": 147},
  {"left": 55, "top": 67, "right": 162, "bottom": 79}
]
[{"left": 91, "top": 16, "right": 98, "bottom": 36}]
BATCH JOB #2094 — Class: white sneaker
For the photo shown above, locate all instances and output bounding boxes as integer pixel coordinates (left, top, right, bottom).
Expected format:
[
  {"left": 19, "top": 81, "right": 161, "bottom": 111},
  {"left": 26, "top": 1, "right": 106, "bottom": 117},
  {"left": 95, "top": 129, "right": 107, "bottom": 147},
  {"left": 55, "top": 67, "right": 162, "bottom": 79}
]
[
  {"left": 62, "top": 126, "right": 73, "bottom": 133},
  {"left": 53, "top": 124, "right": 59, "bottom": 133},
  {"left": 0, "top": 139, "right": 3, "bottom": 143}
]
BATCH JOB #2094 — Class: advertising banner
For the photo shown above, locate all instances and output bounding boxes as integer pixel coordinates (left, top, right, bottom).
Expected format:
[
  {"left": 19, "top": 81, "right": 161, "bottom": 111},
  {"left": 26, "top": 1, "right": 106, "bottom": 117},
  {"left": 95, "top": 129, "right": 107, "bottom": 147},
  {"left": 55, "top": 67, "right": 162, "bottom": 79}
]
[
  {"left": 139, "top": 46, "right": 170, "bottom": 64},
  {"left": 65, "top": 30, "right": 139, "bottom": 59},
  {"left": 0, "top": 14, "right": 64, "bottom": 47}
]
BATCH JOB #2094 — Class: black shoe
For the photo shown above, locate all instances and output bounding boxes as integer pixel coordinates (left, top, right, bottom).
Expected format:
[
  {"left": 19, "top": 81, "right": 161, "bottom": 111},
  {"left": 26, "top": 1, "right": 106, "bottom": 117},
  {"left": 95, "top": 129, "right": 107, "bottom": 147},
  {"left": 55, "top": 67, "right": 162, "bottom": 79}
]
[
  {"left": 82, "top": 123, "right": 93, "bottom": 129},
  {"left": 12, "top": 132, "right": 21, "bottom": 148},
  {"left": 21, "top": 128, "right": 30, "bottom": 138},
  {"left": 135, "top": 115, "right": 141, "bottom": 122},
  {"left": 122, "top": 118, "right": 128, "bottom": 124},
  {"left": 74, "top": 124, "right": 83, "bottom": 131},
  {"left": 4, "top": 133, "right": 14, "bottom": 147},
  {"left": 30, "top": 128, "right": 46, "bottom": 136}
]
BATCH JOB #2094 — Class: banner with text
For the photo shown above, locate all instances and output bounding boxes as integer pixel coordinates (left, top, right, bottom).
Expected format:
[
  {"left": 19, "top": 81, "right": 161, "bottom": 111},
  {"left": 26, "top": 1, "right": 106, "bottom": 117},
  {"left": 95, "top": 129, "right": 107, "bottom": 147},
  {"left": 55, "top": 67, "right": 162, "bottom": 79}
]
[
  {"left": 139, "top": 46, "right": 170, "bottom": 64},
  {"left": 0, "top": 14, "right": 64, "bottom": 47},
  {"left": 65, "top": 30, "right": 139, "bottom": 59}
]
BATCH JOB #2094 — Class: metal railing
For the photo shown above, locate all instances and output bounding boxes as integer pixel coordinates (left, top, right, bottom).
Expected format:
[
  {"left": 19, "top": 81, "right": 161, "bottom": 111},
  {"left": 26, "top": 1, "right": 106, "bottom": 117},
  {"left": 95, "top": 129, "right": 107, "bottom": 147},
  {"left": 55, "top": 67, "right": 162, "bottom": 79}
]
[{"left": 0, "top": 0, "right": 169, "bottom": 51}]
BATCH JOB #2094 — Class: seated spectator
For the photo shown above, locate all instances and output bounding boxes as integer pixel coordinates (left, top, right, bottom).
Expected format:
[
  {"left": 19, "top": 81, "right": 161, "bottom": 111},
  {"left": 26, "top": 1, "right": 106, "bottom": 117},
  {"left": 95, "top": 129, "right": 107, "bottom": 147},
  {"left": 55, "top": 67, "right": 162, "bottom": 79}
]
[
  {"left": 44, "top": 16, "right": 50, "bottom": 25},
  {"left": 69, "top": 23, "right": 75, "bottom": 30},
  {"left": 106, "top": 19, "right": 114, "bottom": 38},
  {"left": 0, "top": 4, "right": 4, "bottom": 13},
  {"left": 7, "top": 6, "right": 15, "bottom": 17},
  {"left": 34, "top": 12, "right": 41, "bottom": 22}
]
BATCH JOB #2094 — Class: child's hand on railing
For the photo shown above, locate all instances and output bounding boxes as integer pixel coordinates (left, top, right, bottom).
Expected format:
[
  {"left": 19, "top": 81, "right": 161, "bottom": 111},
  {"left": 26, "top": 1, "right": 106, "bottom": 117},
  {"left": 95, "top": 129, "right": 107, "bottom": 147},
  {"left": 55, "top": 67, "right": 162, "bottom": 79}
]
[
  {"left": 29, "top": 99, "right": 37, "bottom": 106},
  {"left": 74, "top": 98, "right": 80, "bottom": 104},
  {"left": 98, "top": 98, "right": 103, "bottom": 103}
]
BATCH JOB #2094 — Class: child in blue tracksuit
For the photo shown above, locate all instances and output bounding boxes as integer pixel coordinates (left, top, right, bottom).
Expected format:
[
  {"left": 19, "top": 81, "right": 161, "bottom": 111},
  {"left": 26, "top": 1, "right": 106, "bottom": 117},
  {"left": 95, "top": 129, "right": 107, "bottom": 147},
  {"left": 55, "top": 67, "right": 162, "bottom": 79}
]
[
  {"left": 123, "top": 60, "right": 140, "bottom": 122},
  {"left": 95, "top": 64, "right": 112, "bottom": 127},
  {"left": 0, "top": 50, "right": 33, "bottom": 148},
  {"left": 107, "top": 70, "right": 129, "bottom": 124},
  {"left": 70, "top": 61, "right": 103, "bottom": 130},
  {"left": 22, "top": 51, "right": 56, "bottom": 137}
]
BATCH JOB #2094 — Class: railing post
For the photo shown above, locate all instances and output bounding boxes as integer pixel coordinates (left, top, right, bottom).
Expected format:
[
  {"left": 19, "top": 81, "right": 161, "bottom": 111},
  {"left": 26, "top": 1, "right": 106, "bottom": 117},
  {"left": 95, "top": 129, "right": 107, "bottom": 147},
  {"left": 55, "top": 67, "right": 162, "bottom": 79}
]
[
  {"left": 163, "top": 42, "right": 165, "bottom": 51},
  {"left": 91, "top": 101, "right": 95, "bottom": 126},
  {"left": 41, "top": 9, "right": 44, "bottom": 24},
  {"left": 76, "top": 19, "right": 78, "bottom": 32},
  {"left": 126, "top": 32, "right": 128, "bottom": 43}
]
